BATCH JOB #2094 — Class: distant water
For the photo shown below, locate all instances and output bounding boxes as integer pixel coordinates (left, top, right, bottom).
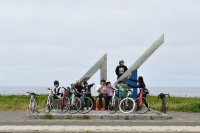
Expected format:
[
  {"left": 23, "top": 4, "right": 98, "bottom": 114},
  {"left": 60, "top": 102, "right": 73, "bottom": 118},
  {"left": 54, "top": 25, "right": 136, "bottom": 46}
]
[{"left": 0, "top": 86, "right": 199, "bottom": 97}]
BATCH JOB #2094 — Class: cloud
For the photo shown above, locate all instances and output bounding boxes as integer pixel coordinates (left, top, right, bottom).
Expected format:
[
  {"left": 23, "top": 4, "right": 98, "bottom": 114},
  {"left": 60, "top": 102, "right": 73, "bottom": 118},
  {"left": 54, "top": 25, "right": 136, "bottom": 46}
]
[{"left": 0, "top": 0, "right": 200, "bottom": 87}]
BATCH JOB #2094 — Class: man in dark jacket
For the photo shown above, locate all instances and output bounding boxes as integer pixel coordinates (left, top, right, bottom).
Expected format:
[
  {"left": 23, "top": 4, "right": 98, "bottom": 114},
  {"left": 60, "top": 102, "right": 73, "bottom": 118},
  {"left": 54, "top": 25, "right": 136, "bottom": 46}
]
[
  {"left": 75, "top": 79, "right": 83, "bottom": 98},
  {"left": 115, "top": 59, "right": 128, "bottom": 79}
]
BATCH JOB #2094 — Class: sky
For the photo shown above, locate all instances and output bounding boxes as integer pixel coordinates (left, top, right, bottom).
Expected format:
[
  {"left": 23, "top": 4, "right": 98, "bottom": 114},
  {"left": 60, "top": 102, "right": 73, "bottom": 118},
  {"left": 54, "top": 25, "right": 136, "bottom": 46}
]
[{"left": 0, "top": 0, "right": 200, "bottom": 87}]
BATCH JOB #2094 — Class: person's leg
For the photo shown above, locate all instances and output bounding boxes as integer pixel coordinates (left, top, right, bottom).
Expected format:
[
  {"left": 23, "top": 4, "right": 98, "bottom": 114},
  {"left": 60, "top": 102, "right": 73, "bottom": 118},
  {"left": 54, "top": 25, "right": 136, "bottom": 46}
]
[
  {"left": 102, "top": 97, "right": 105, "bottom": 108},
  {"left": 96, "top": 97, "right": 100, "bottom": 110},
  {"left": 143, "top": 94, "right": 149, "bottom": 108}
]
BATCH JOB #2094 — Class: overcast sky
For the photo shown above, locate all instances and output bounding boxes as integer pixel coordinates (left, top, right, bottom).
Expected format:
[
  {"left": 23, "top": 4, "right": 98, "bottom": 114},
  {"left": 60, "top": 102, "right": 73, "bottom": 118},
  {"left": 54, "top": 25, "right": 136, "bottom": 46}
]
[{"left": 0, "top": 0, "right": 200, "bottom": 87}]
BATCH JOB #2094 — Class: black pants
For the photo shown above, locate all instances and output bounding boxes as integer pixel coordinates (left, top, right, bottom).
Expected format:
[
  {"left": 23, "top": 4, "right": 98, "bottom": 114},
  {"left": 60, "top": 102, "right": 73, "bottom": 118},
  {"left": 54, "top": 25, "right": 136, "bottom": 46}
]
[
  {"left": 137, "top": 93, "right": 148, "bottom": 108},
  {"left": 106, "top": 96, "right": 112, "bottom": 104}
]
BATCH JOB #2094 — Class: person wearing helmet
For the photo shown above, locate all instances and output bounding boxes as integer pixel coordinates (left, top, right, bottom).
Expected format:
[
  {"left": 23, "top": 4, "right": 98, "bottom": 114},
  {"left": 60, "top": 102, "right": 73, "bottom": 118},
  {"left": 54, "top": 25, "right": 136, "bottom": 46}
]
[
  {"left": 53, "top": 80, "right": 62, "bottom": 99},
  {"left": 127, "top": 76, "right": 149, "bottom": 110},
  {"left": 75, "top": 79, "right": 83, "bottom": 98},
  {"left": 115, "top": 59, "right": 128, "bottom": 79}
]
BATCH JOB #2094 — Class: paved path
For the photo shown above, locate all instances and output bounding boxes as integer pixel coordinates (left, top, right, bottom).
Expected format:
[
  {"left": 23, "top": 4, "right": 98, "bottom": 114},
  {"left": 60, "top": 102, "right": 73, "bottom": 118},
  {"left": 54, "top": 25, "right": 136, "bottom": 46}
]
[{"left": 0, "top": 111, "right": 200, "bottom": 126}]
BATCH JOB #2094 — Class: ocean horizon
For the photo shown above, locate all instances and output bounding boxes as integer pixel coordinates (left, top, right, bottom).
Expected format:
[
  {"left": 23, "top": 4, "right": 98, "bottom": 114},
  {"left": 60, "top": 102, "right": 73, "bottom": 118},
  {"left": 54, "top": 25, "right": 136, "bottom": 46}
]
[{"left": 0, "top": 86, "right": 199, "bottom": 97}]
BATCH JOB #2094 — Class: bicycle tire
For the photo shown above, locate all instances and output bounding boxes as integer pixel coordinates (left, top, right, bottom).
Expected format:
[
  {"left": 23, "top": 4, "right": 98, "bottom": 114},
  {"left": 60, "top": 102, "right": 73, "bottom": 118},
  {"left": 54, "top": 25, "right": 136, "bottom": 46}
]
[
  {"left": 79, "top": 97, "right": 93, "bottom": 114},
  {"left": 108, "top": 96, "right": 119, "bottom": 114},
  {"left": 68, "top": 97, "right": 82, "bottom": 114},
  {"left": 57, "top": 97, "right": 70, "bottom": 114},
  {"left": 161, "top": 100, "right": 166, "bottom": 114},
  {"left": 43, "top": 97, "right": 54, "bottom": 113},
  {"left": 119, "top": 98, "right": 135, "bottom": 114},
  {"left": 134, "top": 97, "right": 150, "bottom": 114},
  {"left": 27, "top": 99, "right": 38, "bottom": 117}
]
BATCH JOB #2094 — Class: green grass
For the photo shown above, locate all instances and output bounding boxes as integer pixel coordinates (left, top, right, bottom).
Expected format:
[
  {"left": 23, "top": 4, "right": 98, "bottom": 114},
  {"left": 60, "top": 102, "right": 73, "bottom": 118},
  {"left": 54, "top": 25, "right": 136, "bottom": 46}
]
[{"left": 0, "top": 94, "right": 200, "bottom": 112}]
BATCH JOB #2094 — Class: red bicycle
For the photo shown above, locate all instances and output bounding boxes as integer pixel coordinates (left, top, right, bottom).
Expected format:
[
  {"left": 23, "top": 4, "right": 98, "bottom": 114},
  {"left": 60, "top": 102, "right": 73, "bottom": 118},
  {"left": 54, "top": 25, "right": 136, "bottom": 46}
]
[{"left": 134, "top": 88, "right": 150, "bottom": 114}]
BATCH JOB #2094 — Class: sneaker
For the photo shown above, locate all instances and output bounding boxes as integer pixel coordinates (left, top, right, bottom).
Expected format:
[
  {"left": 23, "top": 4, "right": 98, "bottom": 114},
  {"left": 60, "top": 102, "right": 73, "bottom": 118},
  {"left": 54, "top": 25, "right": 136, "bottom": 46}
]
[
  {"left": 96, "top": 108, "right": 99, "bottom": 111},
  {"left": 101, "top": 107, "right": 105, "bottom": 111},
  {"left": 88, "top": 107, "right": 91, "bottom": 110},
  {"left": 84, "top": 107, "right": 86, "bottom": 110}
]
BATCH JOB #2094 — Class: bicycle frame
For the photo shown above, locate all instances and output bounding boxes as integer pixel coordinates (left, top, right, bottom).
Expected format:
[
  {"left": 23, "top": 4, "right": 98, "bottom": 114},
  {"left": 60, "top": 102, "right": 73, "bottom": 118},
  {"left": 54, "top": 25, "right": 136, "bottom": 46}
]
[
  {"left": 29, "top": 95, "right": 36, "bottom": 109},
  {"left": 47, "top": 88, "right": 54, "bottom": 106},
  {"left": 125, "top": 89, "right": 133, "bottom": 105}
]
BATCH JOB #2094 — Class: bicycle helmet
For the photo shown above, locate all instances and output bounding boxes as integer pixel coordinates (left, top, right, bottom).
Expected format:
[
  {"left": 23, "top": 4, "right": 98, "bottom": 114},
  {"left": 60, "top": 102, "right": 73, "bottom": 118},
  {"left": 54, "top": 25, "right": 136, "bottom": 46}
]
[
  {"left": 71, "top": 82, "right": 75, "bottom": 85},
  {"left": 119, "top": 59, "right": 124, "bottom": 64},
  {"left": 54, "top": 80, "right": 59, "bottom": 85},
  {"left": 76, "top": 79, "right": 81, "bottom": 83}
]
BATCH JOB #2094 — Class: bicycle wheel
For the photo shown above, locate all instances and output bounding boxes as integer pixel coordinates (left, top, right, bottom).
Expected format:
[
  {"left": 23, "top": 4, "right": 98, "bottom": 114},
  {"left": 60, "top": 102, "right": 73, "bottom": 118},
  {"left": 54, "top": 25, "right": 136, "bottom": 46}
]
[
  {"left": 27, "top": 100, "right": 38, "bottom": 117},
  {"left": 43, "top": 97, "right": 54, "bottom": 113},
  {"left": 57, "top": 97, "right": 70, "bottom": 114},
  {"left": 80, "top": 97, "right": 93, "bottom": 114},
  {"left": 161, "top": 100, "right": 166, "bottom": 114},
  {"left": 119, "top": 98, "right": 135, "bottom": 114},
  {"left": 68, "top": 97, "right": 82, "bottom": 114},
  {"left": 108, "top": 96, "right": 119, "bottom": 114},
  {"left": 27, "top": 102, "right": 33, "bottom": 117},
  {"left": 134, "top": 97, "right": 150, "bottom": 114}
]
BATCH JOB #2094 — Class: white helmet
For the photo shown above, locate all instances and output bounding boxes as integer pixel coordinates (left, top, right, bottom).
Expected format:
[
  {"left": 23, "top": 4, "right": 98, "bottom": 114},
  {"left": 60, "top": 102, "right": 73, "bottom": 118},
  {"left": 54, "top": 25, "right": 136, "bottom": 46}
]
[
  {"left": 119, "top": 59, "right": 124, "bottom": 64},
  {"left": 76, "top": 79, "right": 81, "bottom": 83},
  {"left": 71, "top": 82, "right": 76, "bottom": 85}
]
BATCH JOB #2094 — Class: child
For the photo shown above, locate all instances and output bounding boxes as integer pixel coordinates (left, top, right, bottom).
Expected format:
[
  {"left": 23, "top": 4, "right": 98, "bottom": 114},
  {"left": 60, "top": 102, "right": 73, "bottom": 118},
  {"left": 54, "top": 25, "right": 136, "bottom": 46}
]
[
  {"left": 127, "top": 76, "right": 146, "bottom": 97},
  {"left": 127, "top": 76, "right": 149, "bottom": 110},
  {"left": 83, "top": 81, "right": 95, "bottom": 110},
  {"left": 105, "top": 81, "right": 116, "bottom": 102},
  {"left": 53, "top": 80, "right": 62, "bottom": 99},
  {"left": 115, "top": 80, "right": 128, "bottom": 100}
]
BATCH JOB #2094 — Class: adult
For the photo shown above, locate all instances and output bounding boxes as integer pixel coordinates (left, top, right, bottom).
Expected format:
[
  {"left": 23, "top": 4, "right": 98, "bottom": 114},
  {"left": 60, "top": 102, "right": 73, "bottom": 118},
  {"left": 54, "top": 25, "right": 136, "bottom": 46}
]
[
  {"left": 96, "top": 80, "right": 107, "bottom": 111},
  {"left": 75, "top": 79, "right": 83, "bottom": 98},
  {"left": 115, "top": 59, "right": 128, "bottom": 79}
]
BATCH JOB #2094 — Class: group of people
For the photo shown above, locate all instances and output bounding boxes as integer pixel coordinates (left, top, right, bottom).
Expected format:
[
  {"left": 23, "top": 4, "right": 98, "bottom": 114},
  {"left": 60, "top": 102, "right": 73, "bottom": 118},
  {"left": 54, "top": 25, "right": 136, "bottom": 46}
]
[{"left": 52, "top": 59, "right": 148, "bottom": 111}]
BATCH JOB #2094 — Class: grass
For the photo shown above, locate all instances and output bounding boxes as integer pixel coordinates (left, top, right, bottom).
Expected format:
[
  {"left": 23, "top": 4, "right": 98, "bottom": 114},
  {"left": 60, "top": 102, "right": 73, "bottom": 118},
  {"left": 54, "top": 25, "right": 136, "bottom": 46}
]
[
  {"left": 42, "top": 114, "right": 53, "bottom": 119},
  {"left": 124, "top": 116, "right": 129, "bottom": 120},
  {"left": 1, "top": 94, "right": 200, "bottom": 113}
]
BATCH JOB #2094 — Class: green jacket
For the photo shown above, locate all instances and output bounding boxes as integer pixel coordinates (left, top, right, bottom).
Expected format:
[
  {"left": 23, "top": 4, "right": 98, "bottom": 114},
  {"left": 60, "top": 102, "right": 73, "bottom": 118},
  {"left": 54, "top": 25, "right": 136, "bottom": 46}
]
[{"left": 115, "top": 84, "right": 128, "bottom": 99}]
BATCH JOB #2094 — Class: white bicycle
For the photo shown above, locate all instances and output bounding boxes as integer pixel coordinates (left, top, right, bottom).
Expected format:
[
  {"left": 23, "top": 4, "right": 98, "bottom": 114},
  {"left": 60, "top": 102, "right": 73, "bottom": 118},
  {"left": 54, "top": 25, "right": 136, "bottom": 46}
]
[
  {"left": 107, "top": 88, "right": 120, "bottom": 114},
  {"left": 27, "top": 92, "right": 39, "bottom": 117},
  {"left": 43, "top": 88, "right": 56, "bottom": 113},
  {"left": 119, "top": 89, "right": 136, "bottom": 114}
]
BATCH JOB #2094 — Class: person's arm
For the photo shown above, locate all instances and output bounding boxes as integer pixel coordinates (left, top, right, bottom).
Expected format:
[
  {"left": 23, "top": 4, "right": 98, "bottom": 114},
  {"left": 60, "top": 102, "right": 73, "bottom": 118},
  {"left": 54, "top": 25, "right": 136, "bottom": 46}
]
[
  {"left": 97, "top": 85, "right": 103, "bottom": 92},
  {"left": 129, "top": 78, "right": 138, "bottom": 82},
  {"left": 115, "top": 66, "right": 119, "bottom": 75},
  {"left": 127, "top": 83, "right": 140, "bottom": 88},
  {"left": 104, "top": 89, "right": 109, "bottom": 95}
]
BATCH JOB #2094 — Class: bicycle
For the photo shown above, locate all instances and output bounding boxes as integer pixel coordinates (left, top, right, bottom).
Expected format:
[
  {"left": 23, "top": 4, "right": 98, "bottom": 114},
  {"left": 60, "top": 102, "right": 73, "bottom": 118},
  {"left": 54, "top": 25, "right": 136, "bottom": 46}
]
[
  {"left": 107, "top": 88, "right": 120, "bottom": 114},
  {"left": 43, "top": 88, "right": 56, "bottom": 113},
  {"left": 27, "top": 92, "right": 39, "bottom": 117},
  {"left": 134, "top": 88, "right": 150, "bottom": 114},
  {"left": 67, "top": 87, "right": 82, "bottom": 114},
  {"left": 119, "top": 89, "right": 136, "bottom": 113},
  {"left": 158, "top": 93, "right": 170, "bottom": 114},
  {"left": 79, "top": 89, "right": 93, "bottom": 114},
  {"left": 57, "top": 87, "right": 70, "bottom": 114}
]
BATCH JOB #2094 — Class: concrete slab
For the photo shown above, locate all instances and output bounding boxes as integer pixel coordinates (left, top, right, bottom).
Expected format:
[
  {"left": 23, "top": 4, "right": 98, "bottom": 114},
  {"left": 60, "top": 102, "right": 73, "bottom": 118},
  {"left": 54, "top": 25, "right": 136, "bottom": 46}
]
[{"left": 30, "top": 109, "right": 170, "bottom": 120}]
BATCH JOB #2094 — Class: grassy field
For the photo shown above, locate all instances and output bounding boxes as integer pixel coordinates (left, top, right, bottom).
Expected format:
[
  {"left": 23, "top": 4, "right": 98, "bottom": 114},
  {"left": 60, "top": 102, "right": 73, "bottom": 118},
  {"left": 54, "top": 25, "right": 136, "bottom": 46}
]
[{"left": 0, "top": 94, "right": 200, "bottom": 112}]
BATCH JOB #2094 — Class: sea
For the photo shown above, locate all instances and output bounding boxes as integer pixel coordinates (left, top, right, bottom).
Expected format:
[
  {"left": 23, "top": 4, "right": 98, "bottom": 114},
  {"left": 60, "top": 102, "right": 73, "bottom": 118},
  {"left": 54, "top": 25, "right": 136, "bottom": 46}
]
[{"left": 0, "top": 86, "right": 200, "bottom": 97}]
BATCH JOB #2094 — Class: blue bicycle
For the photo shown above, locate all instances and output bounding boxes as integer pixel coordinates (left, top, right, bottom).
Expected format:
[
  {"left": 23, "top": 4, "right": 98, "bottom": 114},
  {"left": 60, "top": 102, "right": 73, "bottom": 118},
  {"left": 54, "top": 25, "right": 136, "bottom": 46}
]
[{"left": 79, "top": 89, "right": 93, "bottom": 114}]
